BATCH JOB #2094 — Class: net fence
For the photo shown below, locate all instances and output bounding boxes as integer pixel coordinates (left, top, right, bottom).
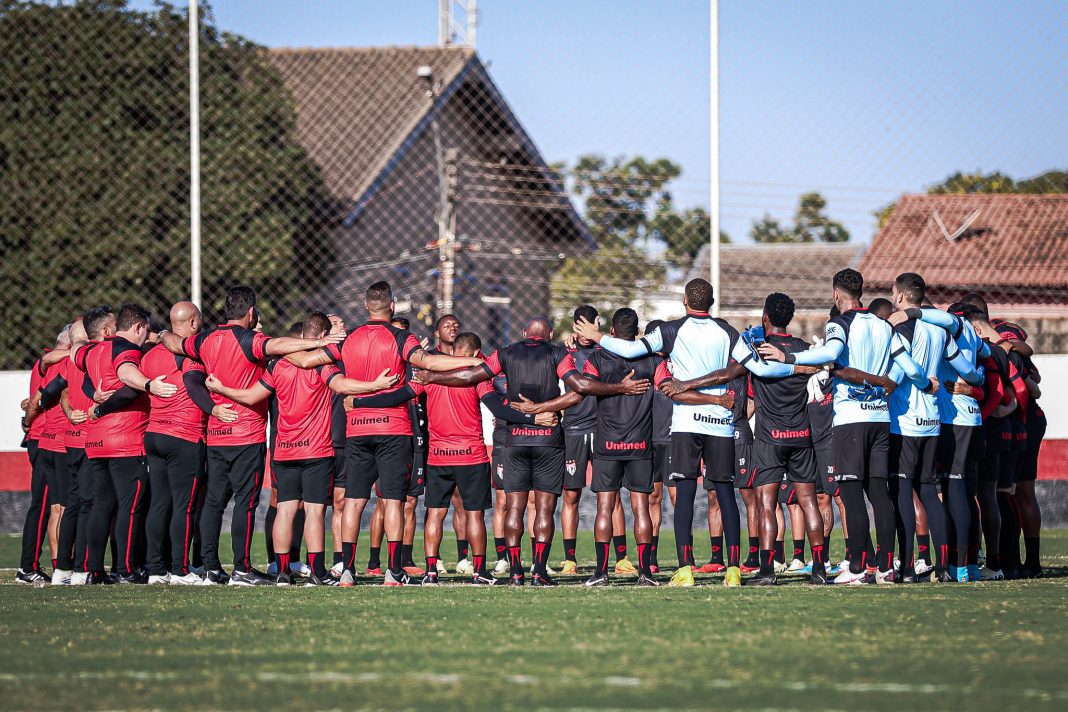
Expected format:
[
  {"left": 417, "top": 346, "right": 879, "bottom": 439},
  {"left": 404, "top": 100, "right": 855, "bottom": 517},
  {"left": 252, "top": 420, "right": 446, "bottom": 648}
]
[{"left": 2, "top": 0, "right": 1066, "bottom": 368}]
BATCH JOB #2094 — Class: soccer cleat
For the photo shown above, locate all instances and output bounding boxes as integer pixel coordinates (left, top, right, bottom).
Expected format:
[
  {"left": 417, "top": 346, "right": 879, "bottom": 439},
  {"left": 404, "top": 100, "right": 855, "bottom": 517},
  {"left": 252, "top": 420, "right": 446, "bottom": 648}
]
[
  {"left": 329, "top": 561, "right": 345, "bottom": 578},
  {"left": 914, "top": 560, "right": 935, "bottom": 577},
  {"left": 637, "top": 574, "right": 661, "bottom": 587},
  {"left": 743, "top": 572, "right": 777, "bottom": 586},
  {"left": 787, "top": 558, "right": 807, "bottom": 573},
  {"left": 228, "top": 569, "right": 272, "bottom": 587},
  {"left": 545, "top": 564, "right": 557, "bottom": 575},
  {"left": 266, "top": 561, "right": 279, "bottom": 576},
  {"left": 739, "top": 563, "right": 759, "bottom": 574},
  {"left": 966, "top": 564, "right": 981, "bottom": 582},
  {"left": 275, "top": 571, "right": 293, "bottom": 587},
  {"left": 364, "top": 567, "right": 383, "bottom": 577},
  {"left": 613, "top": 557, "right": 638, "bottom": 575},
  {"left": 826, "top": 562, "right": 841, "bottom": 576},
  {"left": 289, "top": 561, "right": 312, "bottom": 577},
  {"left": 723, "top": 566, "right": 742, "bottom": 587},
  {"left": 454, "top": 558, "right": 474, "bottom": 576},
  {"left": 668, "top": 565, "right": 696, "bottom": 588},
  {"left": 893, "top": 558, "right": 901, "bottom": 573},
  {"left": 146, "top": 573, "right": 171, "bottom": 585},
  {"left": 189, "top": 565, "right": 205, "bottom": 577},
  {"left": 773, "top": 560, "right": 788, "bottom": 574},
  {"left": 695, "top": 562, "right": 726, "bottom": 574},
  {"left": 169, "top": 573, "right": 201, "bottom": 585},
  {"left": 810, "top": 567, "right": 829, "bottom": 585},
  {"left": 435, "top": 559, "right": 447, "bottom": 575},
  {"left": 420, "top": 572, "right": 440, "bottom": 586},
  {"left": 403, "top": 565, "right": 426, "bottom": 577},
  {"left": 531, "top": 572, "right": 558, "bottom": 587},
  {"left": 384, "top": 569, "right": 413, "bottom": 587},
  {"left": 88, "top": 571, "right": 114, "bottom": 585},
  {"left": 875, "top": 569, "right": 896, "bottom": 585},
  {"left": 649, "top": 564, "right": 660, "bottom": 574},
  {"left": 560, "top": 560, "right": 578, "bottom": 575},
  {"left": 198, "top": 569, "right": 229, "bottom": 586},
  {"left": 980, "top": 566, "right": 1005, "bottom": 581},
  {"left": 936, "top": 570, "right": 955, "bottom": 583},
  {"left": 492, "top": 558, "right": 509, "bottom": 576},
  {"left": 896, "top": 569, "right": 917, "bottom": 584},
  {"left": 15, "top": 569, "right": 49, "bottom": 586},
  {"left": 338, "top": 570, "right": 356, "bottom": 587},
  {"left": 69, "top": 571, "right": 89, "bottom": 586},
  {"left": 304, "top": 573, "right": 340, "bottom": 587},
  {"left": 508, "top": 574, "right": 525, "bottom": 586},
  {"left": 977, "top": 547, "right": 986, "bottom": 569},
  {"left": 583, "top": 573, "right": 610, "bottom": 587},
  {"left": 834, "top": 568, "right": 869, "bottom": 585},
  {"left": 115, "top": 572, "right": 146, "bottom": 585},
  {"left": 51, "top": 569, "right": 72, "bottom": 586},
  {"left": 470, "top": 572, "right": 502, "bottom": 586}
]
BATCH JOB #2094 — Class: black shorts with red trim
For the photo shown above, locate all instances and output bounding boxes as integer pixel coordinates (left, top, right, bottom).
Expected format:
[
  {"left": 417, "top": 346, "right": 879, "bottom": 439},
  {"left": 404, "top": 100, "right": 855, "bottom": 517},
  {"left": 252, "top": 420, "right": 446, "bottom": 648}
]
[
  {"left": 653, "top": 442, "right": 671, "bottom": 486},
  {"left": 591, "top": 458, "right": 653, "bottom": 494},
  {"left": 1016, "top": 410, "right": 1046, "bottom": 483},
  {"left": 504, "top": 446, "right": 564, "bottom": 495},
  {"left": 889, "top": 433, "right": 939, "bottom": 485},
  {"left": 564, "top": 432, "right": 593, "bottom": 490},
  {"left": 273, "top": 457, "right": 332, "bottom": 505},
  {"left": 409, "top": 443, "right": 427, "bottom": 497},
  {"left": 753, "top": 440, "right": 818, "bottom": 486},
  {"left": 426, "top": 463, "right": 491, "bottom": 511},
  {"left": 937, "top": 423, "right": 980, "bottom": 481},
  {"left": 491, "top": 445, "right": 507, "bottom": 491},
  {"left": 332, "top": 447, "right": 346, "bottom": 490},
  {"left": 832, "top": 422, "right": 889, "bottom": 481},
  {"left": 815, "top": 447, "right": 835, "bottom": 495},
  {"left": 346, "top": 435, "right": 412, "bottom": 501},
  {"left": 734, "top": 437, "right": 756, "bottom": 489}
]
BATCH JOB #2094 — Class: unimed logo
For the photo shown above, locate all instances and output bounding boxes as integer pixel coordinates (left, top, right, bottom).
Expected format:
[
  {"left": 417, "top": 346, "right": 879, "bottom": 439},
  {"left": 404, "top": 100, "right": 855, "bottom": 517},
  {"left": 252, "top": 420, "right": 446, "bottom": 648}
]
[
  {"left": 279, "top": 439, "right": 310, "bottom": 449},
  {"left": 208, "top": 427, "right": 233, "bottom": 436},
  {"left": 512, "top": 426, "right": 550, "bottom": 437},
  {"left": 913, "top": 417, "right": 940, "bottom": 427},
  {"left": 86, "top": 440, "right": 104, "bottom": 449},
  {"left": 692, "top": 412, "right": 731, "bottom": 426},
  {"left": 352, "top": 416, "right": 389, "bottom": 425},
  {"left": 433, "top": 446, "right": 473, "bottom": 457},
  {"left": 771, "top": 428, "right": 810, "bottom": 439},
  {"left": 605, "top": 440, "right": 646, "bottom": 451}
]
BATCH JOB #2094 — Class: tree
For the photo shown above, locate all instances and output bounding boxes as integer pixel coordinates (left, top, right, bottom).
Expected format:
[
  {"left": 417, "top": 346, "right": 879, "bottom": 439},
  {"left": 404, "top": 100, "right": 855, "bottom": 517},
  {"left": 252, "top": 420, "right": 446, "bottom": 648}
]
[
  {"left": 0, "top": 0, "right": 325, "bottom": 367},
  {"left": 749, "top": 192, "right": 849, "bottom": 243},
  {"left": 649, "top": 204, "right": 729, "bottom": 268}
]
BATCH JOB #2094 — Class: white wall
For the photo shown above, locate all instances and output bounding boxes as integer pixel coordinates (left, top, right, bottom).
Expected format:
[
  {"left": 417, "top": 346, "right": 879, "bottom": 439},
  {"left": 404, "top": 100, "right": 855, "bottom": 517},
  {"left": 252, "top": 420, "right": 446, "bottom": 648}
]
[{"left": 0, "top": 372, "right": 31, "bottom": 451}]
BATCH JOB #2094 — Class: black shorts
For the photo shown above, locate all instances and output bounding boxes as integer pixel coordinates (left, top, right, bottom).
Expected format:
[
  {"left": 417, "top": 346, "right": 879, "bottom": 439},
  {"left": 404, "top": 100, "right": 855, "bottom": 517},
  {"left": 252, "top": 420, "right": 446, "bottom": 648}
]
[
  {"left": 592, "top": 458, "right": 653, "bottom": 494},
  {"left": 409, "top": 445, "right": 427, "bottom": 497},
  {"left": 653, "top": 442, "right": 671, "bottom": 486},
  {"left": 670, "top": 432, "right": 733, "bottom": 485},
  {"left": 815, "top": 448, "right": 836, "bottom": 495},
  {"left": 832, "top": 422, "right": 889, "bottom": 481},
  {"left": 779, "top": 479, "right": 797, "bottom": 505},
  {"left": 1017, "top": 412, "right": 1046, "bottom": 483},
  {"left": 426, "top": 463, "right": 491, "bottom": 511},
  {"left": 753, "top": 440, "right": 818, "bottom": 486},
  {"left": 564, "top": 432, "right": 593, "bottom": 490},
  {"left": 734, "top": 438, "right": 756, "bottom": 489},
  {"left": 984, "top": 417, "right": 1012, "bottom": 454},
  {"left": 937, "top": 423, "right": 980, "bottom": 480},
  {"left": 889, "top": 434, "right": 939, "bottom": 485},
  {"left": 491, "top": 445, "right": 506, "bottom": 491},
  {"left": 332, "top": 447, "right": 346, "bottom": 489},
  {"left": 273, "top": 457, "right": 333, "bottom": 505},
  {"left": 40, "top": 448, "right": 68, "bottom": 506},
  {"left": 345, "top": 435, "right": 412, "bottom": 501},
  {"left": 997, "top": 448, "right": 1019, "bottom": 490},
  {"left": 1011, "top": 418, "right": 1028, "bottom": 454},
  {"left": 504, "top": 446, "right": 565, "bottom": 495}
]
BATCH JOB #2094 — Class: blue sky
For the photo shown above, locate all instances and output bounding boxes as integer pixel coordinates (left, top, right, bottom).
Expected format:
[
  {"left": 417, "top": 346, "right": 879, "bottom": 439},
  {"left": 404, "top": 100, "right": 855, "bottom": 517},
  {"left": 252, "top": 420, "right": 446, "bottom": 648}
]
[{"left": 135, "top": 0, "right": 1067, "bottom": 243}]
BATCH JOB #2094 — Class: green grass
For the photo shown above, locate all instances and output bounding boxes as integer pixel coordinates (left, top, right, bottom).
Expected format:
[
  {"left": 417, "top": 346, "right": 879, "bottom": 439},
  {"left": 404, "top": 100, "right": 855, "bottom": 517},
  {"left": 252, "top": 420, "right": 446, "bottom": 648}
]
[{"left": 1, "top": 531, "right": 1067, "bottom": 711}]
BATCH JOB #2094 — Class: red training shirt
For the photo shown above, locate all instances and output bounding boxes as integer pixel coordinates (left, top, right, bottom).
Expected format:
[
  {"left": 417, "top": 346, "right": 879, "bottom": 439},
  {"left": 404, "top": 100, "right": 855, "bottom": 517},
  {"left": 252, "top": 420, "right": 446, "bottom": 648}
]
[
  {"left": 408, "top": 380, "right": 494, "bottom": 467},
  {"left": 259, "top": 359, "right": 339, "bottom": 461},
  {"left": 36, "top": 360, "right": 69, "bottom": 453},
  {"left": 26, "top": 356, "right": 48, "bottom": 442},
  {"left": 142, "top": 343, "right": 208, "bottom": 444},
  {"left": 65, "top": 346, "right": 94, "bottom": 450},
  {"left": 77, "top": 337, "right": 149, "bottom": 459}
]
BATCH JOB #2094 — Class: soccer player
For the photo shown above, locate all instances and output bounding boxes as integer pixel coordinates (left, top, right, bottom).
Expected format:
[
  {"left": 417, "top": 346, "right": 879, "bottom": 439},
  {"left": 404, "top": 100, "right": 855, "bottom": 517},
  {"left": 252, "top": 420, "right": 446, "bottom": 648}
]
[
  {"left": 761, "top": 270, "right": 934, "bottom": 584},
  {"left": 208, "top": 311, "right": 396, "bottom": 585},
  {"left": 577, "top": 279, "right": 794, "bottom": 588},
  {"left": 890, "top": 302, "right": 993, "bottom": 581},
  {"left": 285, "top": 282, "right": 482, "bottom": 586},
  {"left": 884, "top": 274, "right": 952, "bottom": 583},
  {"left": 326, "top": 313, "right": 349, "bottom": 576},
  {"left": 352, "top": 331, "right": 554, "bottom": 584},
  {"left": 141, "top": 301, "right": 233, "bottom": 585},
  {"left": 644, "top": 319, "right": 671, "bottom": 573},
  {"left": 417, "top": 317, "right": 648, "bottom": 586},
  {"left": 805, "top": 364, "right": 843, "bottom": 575},
  {"left": 34, "top": 325, "right": 73, "bottom": 578},
  {"left": 79, "top": 304, "right": 178, "bottom": 584},
  {"left": 158, "top": 286, "right": 342, "bottom": 585}
]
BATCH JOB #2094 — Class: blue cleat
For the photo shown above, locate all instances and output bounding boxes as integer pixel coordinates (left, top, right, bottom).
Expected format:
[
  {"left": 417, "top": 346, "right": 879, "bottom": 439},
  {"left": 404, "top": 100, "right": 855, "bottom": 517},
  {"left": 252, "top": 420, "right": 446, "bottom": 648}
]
[{"left": 967, "top": 564, "right": 981, "bottom": 582}]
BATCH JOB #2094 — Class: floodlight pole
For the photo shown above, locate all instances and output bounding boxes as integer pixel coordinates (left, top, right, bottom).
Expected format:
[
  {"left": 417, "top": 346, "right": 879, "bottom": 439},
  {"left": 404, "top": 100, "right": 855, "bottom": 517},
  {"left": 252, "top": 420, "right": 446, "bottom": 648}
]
[
  {"left": 709, "top": 0, "right": 720, "bottom": 317},
  {"left": 189, "top": 0, "right": 201, "bottom": 308}
]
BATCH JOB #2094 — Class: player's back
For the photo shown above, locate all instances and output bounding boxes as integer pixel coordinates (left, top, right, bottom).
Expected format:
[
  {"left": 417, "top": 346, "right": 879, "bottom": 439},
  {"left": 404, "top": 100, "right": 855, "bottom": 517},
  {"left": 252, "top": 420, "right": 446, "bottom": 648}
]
[
  {"left": 933, "top": 311, "right": 982, "bottom": 426},
  {"left": 890, "top": 318, "right": 943, "bottom": 436},
  {"left": 262, "top": 359, "right": 335, "bottom": 459},
  {"left": 334, "top": 321, "right": 420, "bottom": 437},
  {"left": 750, "top": 334, "right": 811, "bottom": 444},
  {"left": 585, "top": 349, "right": 656, "bottom": 456},
  {"left": 827, "top": 309, "right": 892, "bottom": 425},
  {"left": 655, "top": 315, "right": 738, "bottom": 437},
  {"left": 141, "top": 343, "right": 206, "bottom": 443},
  {"left": 495, "top": 338, "right": 571, "bottom": 448}
]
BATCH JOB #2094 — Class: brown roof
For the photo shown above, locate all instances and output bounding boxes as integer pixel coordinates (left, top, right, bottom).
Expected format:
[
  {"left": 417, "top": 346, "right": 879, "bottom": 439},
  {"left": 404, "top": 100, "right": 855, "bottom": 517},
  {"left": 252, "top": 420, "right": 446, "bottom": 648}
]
[
  {"left": 686, "top": 242, "right": 866, "bottom": 311},
  {"left": 267, "top": 46, "right": 474, "bottom": 204},
  {"left": 860, "top": 194, "right": 1068, "bottom": 291}
]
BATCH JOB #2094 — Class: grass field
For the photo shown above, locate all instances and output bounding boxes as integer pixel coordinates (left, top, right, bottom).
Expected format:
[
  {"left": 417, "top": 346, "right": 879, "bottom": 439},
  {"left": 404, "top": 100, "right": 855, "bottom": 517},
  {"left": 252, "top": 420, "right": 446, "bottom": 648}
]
[{"left": 1, "top": 530, "right": 1067, "bottom": 711}]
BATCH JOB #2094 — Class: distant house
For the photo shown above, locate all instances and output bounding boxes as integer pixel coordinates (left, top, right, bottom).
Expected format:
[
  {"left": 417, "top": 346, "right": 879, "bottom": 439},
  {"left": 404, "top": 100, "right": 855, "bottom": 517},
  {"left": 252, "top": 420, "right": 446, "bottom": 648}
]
[
  {"left": 267, "top": 46, "right": 591, "bottom": 349},
  {"left": 684, "top": 242, "right": 866, "bottom": 341},
  {"left": 861, "top": 194, "right": 1068, "bottom": 351}
]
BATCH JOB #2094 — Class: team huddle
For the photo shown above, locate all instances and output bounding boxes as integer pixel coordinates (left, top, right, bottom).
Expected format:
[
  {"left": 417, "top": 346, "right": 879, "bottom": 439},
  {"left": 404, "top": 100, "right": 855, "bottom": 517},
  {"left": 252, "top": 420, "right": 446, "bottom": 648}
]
[{"left": 15, "top": 269, "right": 1046, "bottom": 588}]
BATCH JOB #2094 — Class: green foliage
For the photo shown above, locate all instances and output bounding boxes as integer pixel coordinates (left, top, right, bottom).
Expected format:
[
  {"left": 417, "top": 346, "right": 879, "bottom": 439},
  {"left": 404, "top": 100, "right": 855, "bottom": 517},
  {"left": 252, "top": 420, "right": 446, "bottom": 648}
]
[
  {"left": 750, "top": 191, "right": 849, "bottom": 243},
  {"left": 649, "top": 204, "right": 729, "bottom": 268},
  {"left": 0, "top": 0, "right": 324, "bottom": 367},
  {"left": 875, "top": 168, "right": 1068, "bottom": 229}
]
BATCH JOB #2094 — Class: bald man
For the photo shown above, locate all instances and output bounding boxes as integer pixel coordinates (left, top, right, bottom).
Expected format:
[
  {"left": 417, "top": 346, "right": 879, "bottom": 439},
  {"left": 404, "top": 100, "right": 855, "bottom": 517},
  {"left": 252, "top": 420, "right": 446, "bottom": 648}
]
[
  {"left": 142, "top": 302, "right": 236, "bottom": 584},
  {"left": 417, "top": 317, "right": 649, "bottom": 586}
]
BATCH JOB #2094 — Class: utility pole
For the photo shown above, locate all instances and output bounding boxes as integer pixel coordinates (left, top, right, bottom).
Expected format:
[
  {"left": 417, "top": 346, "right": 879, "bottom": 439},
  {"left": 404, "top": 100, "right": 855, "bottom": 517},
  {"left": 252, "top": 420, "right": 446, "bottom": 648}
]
[
  {"left": 439, "top": 0, "right": 477, "bottom": 48},
  {"left": 189, "top": 0, "right": 201, "bottom": 307},
  {"left": 709, "top": 0, "right": 720, "bottom": 316},
  {"left": 440, "top": 149, "right": 459, "bottom": 314}
]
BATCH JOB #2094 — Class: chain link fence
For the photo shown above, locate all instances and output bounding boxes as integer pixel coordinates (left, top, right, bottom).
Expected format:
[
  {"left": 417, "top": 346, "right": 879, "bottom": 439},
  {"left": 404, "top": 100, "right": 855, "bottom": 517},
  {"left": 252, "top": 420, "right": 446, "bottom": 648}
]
[{"left": 2, "top": 0, "right": 1067, "bottom": 369}]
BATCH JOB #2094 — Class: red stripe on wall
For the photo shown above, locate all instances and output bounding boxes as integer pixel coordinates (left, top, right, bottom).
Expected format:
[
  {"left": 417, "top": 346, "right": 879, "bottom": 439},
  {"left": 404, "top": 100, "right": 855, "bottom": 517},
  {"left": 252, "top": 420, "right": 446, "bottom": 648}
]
[
  {"left": 0, "top": 450, "right": 31, "bottom": 491},
  {"left": 1038, "top": 439, "right": 1068, "bottom": 481}
]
